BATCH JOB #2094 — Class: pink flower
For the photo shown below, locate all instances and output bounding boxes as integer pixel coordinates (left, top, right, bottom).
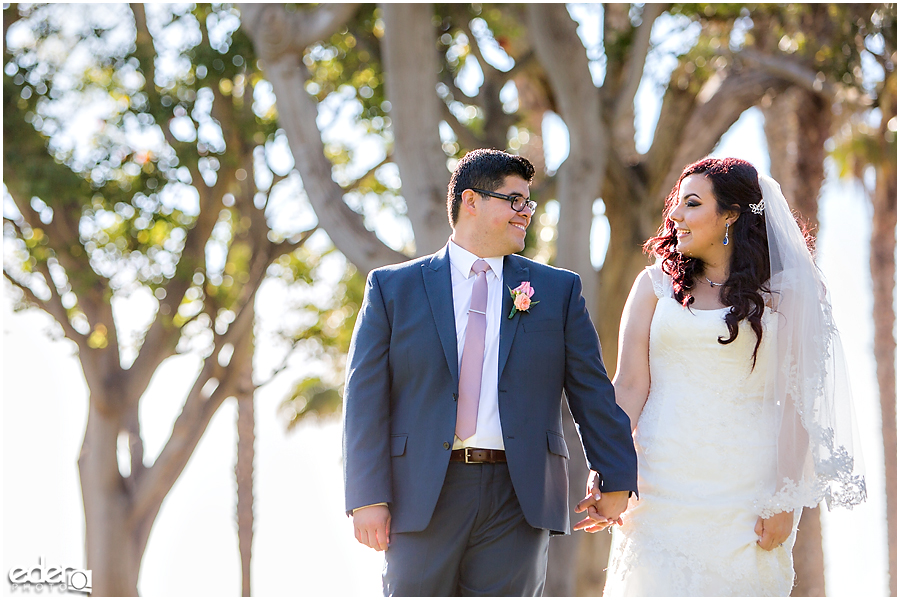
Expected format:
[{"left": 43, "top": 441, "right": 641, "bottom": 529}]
[
  {"left": 512, "top": 281, "right": 535, "bottom": 298},
  {"left": 514, "top": 293, "right": 531, "bottom": 311},
  {"left": 508, "top": 281, "right": 539, "bottom": 318}
]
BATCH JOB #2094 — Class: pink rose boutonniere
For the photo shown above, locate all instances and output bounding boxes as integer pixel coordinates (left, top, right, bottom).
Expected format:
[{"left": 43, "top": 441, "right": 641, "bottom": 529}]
[{"left": 508, "top": 281, "right": 539, "bottom": 319}]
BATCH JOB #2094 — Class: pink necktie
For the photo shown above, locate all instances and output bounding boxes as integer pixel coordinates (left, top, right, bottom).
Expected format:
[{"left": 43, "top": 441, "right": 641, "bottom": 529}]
[{"left": 456, "top": 259, "right": 490, "bottom": 440}]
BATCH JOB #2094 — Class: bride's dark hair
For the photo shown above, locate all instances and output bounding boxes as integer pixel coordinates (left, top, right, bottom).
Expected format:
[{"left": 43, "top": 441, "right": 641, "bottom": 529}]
[{"left": 644, "top": 157, "right": 784, "bottom": 367}]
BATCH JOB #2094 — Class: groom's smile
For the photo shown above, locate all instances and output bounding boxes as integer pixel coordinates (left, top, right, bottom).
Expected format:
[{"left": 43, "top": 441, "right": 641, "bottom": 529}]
[{"left": 454, "top": 175, "right": 533, "bottom": 258}]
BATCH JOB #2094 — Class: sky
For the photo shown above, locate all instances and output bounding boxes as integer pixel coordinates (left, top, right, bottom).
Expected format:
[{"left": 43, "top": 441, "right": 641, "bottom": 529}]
[{"left": 2, "top": 5, "right": 893, "bottom": 598}]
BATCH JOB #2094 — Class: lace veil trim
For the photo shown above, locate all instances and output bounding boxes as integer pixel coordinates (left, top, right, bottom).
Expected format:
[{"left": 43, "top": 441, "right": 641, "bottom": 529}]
[{"left": 754, "top": 175, "right": 866, "bottom": 516}]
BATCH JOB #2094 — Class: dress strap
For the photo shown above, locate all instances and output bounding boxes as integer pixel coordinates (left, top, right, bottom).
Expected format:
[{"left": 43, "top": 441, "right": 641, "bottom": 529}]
[{"left": 645, "top": 263, "right": 673, "bottom": 300}]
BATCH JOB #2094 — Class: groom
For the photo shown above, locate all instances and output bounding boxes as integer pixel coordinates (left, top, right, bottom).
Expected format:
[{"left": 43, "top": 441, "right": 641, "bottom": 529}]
[{"left": 343, "top": 149, "right": 637, "bottom": 596}]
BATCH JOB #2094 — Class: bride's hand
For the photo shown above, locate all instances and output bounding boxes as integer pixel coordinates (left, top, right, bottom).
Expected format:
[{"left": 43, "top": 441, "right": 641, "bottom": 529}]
[
  {"left": 574, "top": 472, "right": 627, "bottom": 533},
  {"left": 754, "top": 510, "right": 794, "bottom": 551}
]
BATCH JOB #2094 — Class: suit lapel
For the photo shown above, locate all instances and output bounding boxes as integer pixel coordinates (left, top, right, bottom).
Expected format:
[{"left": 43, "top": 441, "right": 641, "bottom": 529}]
[
  {"left": 422, "top": 244, "right": 459, "bottom": 382},
  {"left": 499, "top": 254, "right": 529, "bottom": 377}
]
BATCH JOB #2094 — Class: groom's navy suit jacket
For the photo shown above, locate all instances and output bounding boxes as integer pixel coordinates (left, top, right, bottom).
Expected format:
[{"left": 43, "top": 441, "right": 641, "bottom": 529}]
[{"left": 343, "top": 244, "right": 637, "bottom": 535}]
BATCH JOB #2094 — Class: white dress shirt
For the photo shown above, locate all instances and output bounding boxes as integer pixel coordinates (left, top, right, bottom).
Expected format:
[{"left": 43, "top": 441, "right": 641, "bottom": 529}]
[{"left": 448, "top": 240, "right": 505, "bottom": 450}]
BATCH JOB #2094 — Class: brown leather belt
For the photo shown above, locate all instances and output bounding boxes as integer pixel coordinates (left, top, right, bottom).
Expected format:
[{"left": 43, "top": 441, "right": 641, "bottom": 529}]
[{"left": 450, "top": 448, "right": 507, "bottom": 464}]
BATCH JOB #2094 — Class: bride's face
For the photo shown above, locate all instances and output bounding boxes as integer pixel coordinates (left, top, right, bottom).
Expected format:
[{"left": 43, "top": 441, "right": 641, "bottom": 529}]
[{"left": 668, "top": 174, "right": 735, "bottom": 261}]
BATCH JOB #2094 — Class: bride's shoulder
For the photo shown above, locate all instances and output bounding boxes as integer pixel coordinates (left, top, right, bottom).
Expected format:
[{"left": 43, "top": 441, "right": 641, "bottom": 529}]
[{"left": 642, "top": 263, "right": 672, "bottom": 300}]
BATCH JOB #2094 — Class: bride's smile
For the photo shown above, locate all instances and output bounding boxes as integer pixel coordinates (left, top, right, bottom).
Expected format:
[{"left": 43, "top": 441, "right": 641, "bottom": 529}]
[{"left": 668, "top": 174, "right": 736, "bottom": 264}]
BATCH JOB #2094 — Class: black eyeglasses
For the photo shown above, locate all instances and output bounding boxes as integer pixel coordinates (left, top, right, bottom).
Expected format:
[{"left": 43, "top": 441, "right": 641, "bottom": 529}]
[{"left": 469, "top": 188, "right": 537, "bottom": 214}]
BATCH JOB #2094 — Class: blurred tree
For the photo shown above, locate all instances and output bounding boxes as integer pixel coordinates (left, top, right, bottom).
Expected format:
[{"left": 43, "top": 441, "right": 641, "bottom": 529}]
[
  {"left": 744, "top": 4, "right": 896, "bottom": 594},
  {"left": 749, "top": 4, "right": 896, "bottom": 596},
  {"left": 240, "top": 5, "right": 793, "bottom": 591},
  {"left": 827, "top": 8, "right": 897, "bottom": 594},
  {"left": 2, "top": 3, "right": 357, "bottom": 595},
  {"left": 244, "top": 3, "right": 890, "bottom": 594}
]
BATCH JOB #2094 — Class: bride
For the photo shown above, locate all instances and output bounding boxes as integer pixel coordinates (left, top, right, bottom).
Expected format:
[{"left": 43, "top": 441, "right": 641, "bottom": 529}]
[{"left": 592, "top": 158, "right": 866, "bottom": 596}]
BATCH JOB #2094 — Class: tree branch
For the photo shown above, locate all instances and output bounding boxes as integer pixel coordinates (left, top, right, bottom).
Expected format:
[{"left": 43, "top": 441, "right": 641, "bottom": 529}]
[
  {"left": 125, "top": 170, "right": 225, "bottom": 401},
  {"left": 141, "top": 217, "right": 308, "bottom": 506},
  {"left": 3, "top": 216, "right": 90, "bottom": 349},
  {"left": 735, "top": 48, "right": 876, "bottom": 109},
  {"left": 130, "top": 4, "right": 183, "bottom": 152},
  {"left": 130, "top": 244, "right": 266, "bottom": 531},
  {"left": 253, "top": 338, "right": 301, "bottom": 389},
  {"left": 651, "top": 66, "right": 790, "bottom": 207},
  {"left": 505, "top": 50, "right": 536, "bottom": 80},
  {"left": 613, "top": 3, "right": 667, "bottom": 123},
  {"left": 381, "top": 3, "right": 454, "bottom": 254},
  {"left": 3, "top": 269, "right": 86, "bottom": 349},
  {"left": 738, "top": 48, "right": 843, "bottom": 102},
  {"left": 131, "top": 3, "right": 207, "bottom": 202},
  {"left": 242, "top": 58, "right": 405, "bottom": 272},
  {"left": 526, "top": 3, "right": 607, "bottom": 289},
  {"left": 342, "top": 155, "right": 391, "bottom": 191},
  {"left": 273, "top": 226, "right": 318, "bottom": 259},
  {"left": 3, "top": 165, "right": 102, "bottom": 306},
  {"left": 239, "top": 3, "right": 362, "bottom": 61},
  {"left": 453, "top": 5, "right": 503, "bottom": 80},
  {"left": 440, "top": 99, "right": 482, "bottom": 149}
]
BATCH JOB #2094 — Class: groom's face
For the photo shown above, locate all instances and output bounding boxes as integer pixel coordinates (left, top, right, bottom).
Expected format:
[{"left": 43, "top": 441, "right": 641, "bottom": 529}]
[{"left": 474, "top": 175, "right": 533, "bottom": 256}]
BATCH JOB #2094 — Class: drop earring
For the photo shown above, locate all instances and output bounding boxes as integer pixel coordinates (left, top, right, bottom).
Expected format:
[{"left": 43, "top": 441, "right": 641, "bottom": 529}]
[{"left": 723, "top": 222, "right": 730, "bottom": 246}]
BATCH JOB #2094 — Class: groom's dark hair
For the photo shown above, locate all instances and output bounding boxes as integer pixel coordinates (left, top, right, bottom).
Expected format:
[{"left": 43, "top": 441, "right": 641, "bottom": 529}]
[{"left": 447, "top": 149, "right": 535, "bottom": 226}]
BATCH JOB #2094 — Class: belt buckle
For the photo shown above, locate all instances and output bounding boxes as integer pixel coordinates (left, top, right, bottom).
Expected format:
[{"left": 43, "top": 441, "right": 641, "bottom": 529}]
[{"left": 464, "top": 448, "right": 476, "bottom": 464}]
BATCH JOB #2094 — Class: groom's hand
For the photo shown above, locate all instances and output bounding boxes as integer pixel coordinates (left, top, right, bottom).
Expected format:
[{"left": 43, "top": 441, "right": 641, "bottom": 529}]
[
  {"left": 574, "top": 471, "right": 625, "bottom": 532},
  {"left": 353, "top": 505, "right": 391, "bottom": 551}
]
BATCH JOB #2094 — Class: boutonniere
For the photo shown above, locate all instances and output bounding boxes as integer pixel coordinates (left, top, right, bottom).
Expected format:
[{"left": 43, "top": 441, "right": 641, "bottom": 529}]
[{"left": 508, "top": 281, "right": 538, "bottom": 319}]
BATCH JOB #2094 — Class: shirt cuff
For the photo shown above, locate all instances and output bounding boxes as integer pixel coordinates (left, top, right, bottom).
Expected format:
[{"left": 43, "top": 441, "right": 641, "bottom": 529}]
[{"left": 351, "top": 502, "right": 388, "bottom": 515}]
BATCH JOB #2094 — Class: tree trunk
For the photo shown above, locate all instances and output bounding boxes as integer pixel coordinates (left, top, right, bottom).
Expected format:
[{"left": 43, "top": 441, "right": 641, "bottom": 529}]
[
  {"left": 596, "top": 203, "right": 655, "bottom": 372},
  {"left": 763, "top": 87, "right": 831, "bottom": 597},
  {"left": 235, "top": 328, "right": 256, "bottom": 596},
  {"left": 763, "top": 87, "right": 828, "bottom": 233},
  {"left": 526, "top": 4, "right": 607, "bottom": 307},
  {"left": 381, "top": 3, "right": 452, "bottom": 255},
  {"left": 526, "top": 6, "right": 609, "bottom": 594},
  {"left": 78, "top": 403, "right": 141, "bottom": 596},
  {"left": 791, "top": 505, "right": 826, "bottom": 596},
  {"left": 873, "top": 80, "right": 898, "bottom": 597}
]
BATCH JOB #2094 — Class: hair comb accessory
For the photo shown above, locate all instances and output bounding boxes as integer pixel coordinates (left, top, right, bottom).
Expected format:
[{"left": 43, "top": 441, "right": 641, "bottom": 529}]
[{"left": 749, "top": 200, "right": 765, "bottom": 215}]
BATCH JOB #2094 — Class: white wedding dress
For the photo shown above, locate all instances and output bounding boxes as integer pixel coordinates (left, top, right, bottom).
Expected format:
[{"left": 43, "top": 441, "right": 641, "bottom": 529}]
[{"left": 604, "top": 265, "right": 799, "bottom": 597}]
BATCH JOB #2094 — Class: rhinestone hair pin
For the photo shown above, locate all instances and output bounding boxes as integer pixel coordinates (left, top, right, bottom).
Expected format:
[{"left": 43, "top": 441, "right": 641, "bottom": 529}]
[{"left": 749, "top": 200, "right": 765, "bottom": 215}]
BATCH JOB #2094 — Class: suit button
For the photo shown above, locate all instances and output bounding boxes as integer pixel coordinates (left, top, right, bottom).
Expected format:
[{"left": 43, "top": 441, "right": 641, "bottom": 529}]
[{"left": 443, "top": 442, "right": 450, "bottom": 450}]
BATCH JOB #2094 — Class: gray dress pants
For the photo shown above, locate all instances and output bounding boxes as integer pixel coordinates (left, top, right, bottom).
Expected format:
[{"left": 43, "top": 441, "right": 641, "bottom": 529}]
[{"left": 382, "top": 461, "right": 551, "bottom": 596}]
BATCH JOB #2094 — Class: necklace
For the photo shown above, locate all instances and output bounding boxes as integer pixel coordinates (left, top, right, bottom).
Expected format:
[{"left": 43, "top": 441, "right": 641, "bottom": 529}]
[{"left": 705, "top": 276, "right": 725, "bottom": 288}]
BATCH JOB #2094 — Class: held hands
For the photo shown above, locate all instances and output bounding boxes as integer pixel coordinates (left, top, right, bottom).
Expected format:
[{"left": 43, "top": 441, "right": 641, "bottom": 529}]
[
  {"left": 755, "top": 510, "right": 794, "bottom": 551},
  {"left": 573, "top": 470, "right": 629, "bottom": 533},
  {"left": 353, "top": 505, "right": 391, "bottom": 551}
]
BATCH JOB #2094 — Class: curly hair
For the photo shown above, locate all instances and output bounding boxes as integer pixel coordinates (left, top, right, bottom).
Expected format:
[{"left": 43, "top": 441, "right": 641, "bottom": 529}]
[
  {"left": 643, "top": 158, "right": 811, "bottom": 368},
  {"left": 447, "top": 149, "right": 535, "bottom": 226}
]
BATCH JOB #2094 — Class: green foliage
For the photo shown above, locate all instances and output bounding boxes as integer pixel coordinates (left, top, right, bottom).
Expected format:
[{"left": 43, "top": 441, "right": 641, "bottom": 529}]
[
  {"left": 304, "top": 5, "right": 388, "bottom": 128},
  {"left": 3, "top": 4, "right": 358, "bottom": 418},
  {"left": 8, "top": 2, "right": 888, "bottom": 423},
  {"left": 278, "top": 253, "right": 365, "bottom": 426},
  {"left": 282, "top": 376, "right": 343, "bottom": 425}
]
